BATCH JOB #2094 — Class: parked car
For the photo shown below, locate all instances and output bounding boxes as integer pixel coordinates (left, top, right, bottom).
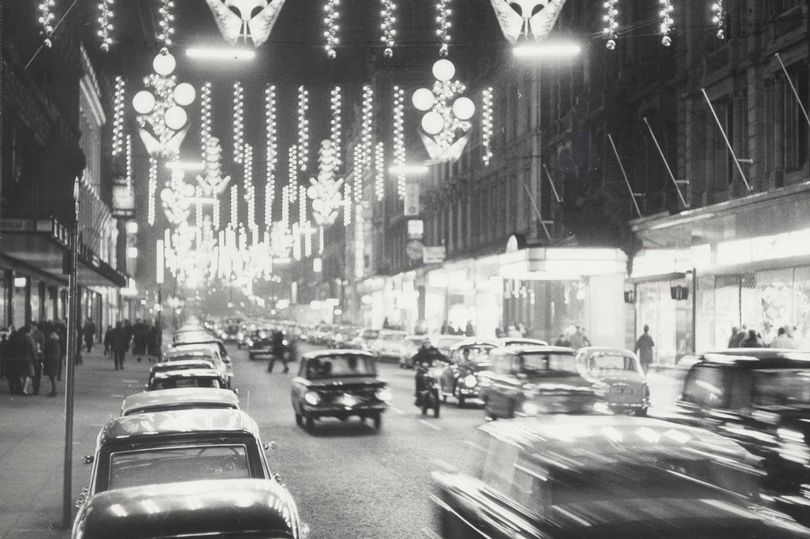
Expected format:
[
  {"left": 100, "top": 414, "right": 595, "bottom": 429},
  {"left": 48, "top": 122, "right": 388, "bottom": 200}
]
[
  {"left": 430, "top": 415, "right": 810, "bottom": 539},
  {"left": 480, "top": 345, "right": 603, "bottom": 419},
  {"left": 72, "top": 479, "right": 307, "bottom": 539},
  {"left": 439, "top": 342, "right": 496, "bottom": 407},
  {"left": 376, "top": 329, "right": 408, "bottom": 360},
  {"left": 291, "top": 350, "right": 391, "bottom": 431},
  {"left": 398, "top": 335, "right": 429, "bottom": 368},
  {"left": 433, "top": 335, "right": 467, "bottom": 358},
  {"left": 576, "top": 346, "right": 650, "bottom": 416},
  {"left": 494, "top": 337, "right": 549, "bottom": 347},
  {"left": 348, "top": 328, "right": 380, "bottom": 353},
  {"left": 219, "top": 324, "right": 240, "bottom": 344},
  {"left": 147, "top": 368, "right": 226, "bottom": 391},
  {"left": 120, "top": 387, "right": 240, "bottom": 416},
  {"left": 147, "top": 359, "right": 218, "bottom": 388},
  {"left": 164, "top": 344, "right": 232, "bottom": 388}
]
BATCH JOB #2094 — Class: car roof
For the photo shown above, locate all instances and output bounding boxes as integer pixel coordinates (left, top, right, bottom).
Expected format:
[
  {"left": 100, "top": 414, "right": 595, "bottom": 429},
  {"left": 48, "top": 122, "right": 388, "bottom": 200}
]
[
  {"left": 302, "top": 349, "right": 375, "bottom": 361},
  {"left": 172, "top": 333, "right": 223, "bottom": 346},
  {"left": 150, "top": 359, "right": 214, "bottom": 371},
  {"left": 165, "top": 346, "right": 218, "bottom": 357},
  {"left": 76, "top": 479, "right": 297, "bottom": 538},
  {"left": 121, "top": 388, "right": 240, "bottom": 415},
  {"left": 496, "top": 337, "right": 550, "bottom": 346},
  {"left": 99, "top": 408, "right": 260, "bottom": 444},
  {"left": 693, "top": 349, "right": 810, "bottom": 370},
  {"left": 576, "top": 346, "right": 638, "bottom": 358},
  {"left": 150, "top": 368, "right": 221, "bottom": 380},
  {"left": 490, "top": 345, "right": 576, "bottom": 355}
]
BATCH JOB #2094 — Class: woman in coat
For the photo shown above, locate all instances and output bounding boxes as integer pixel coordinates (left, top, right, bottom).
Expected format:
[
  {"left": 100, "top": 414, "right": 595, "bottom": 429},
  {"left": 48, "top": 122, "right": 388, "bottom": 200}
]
[{"left": 42, "top": 325, "right": 61, "bottom": 396}]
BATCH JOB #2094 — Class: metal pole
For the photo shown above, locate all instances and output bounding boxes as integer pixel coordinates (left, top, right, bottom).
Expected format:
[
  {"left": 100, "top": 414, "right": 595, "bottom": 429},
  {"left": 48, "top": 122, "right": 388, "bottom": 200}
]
[
  {"left": 62, "top": 177, "right": 79, "bottom": 528},
  {"left": 642, "top": 117, "right": 688, "bottom": 208},
  {"left": 607, "top": 133, "right": 643, "bottom": 218},
  {"left": 542, "top": 164, "right": 563, "bottom": 204},
  {"left": 700, "top": 88, "right": 752, "bottom": 192},
  {"left": 775, "top": 53, "right": 810, "bottom": 129}
]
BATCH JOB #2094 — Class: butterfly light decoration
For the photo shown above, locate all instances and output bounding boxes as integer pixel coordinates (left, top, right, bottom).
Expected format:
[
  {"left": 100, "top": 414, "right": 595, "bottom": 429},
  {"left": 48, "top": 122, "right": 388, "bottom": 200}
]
[
  {"left": 205, "top": 0, "right": 286, "bottom": 47},
  {"left": 489, "top": 0, "right": 567, "bottom": 43}
]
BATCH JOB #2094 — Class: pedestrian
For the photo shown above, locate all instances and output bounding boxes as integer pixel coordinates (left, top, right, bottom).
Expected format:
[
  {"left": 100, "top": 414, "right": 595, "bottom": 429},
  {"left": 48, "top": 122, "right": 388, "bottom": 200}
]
[
  {"left": 29, "top": 321, "right": 45, "bottom": 395},
  {"left": 268, "top": 330, "right": 289, "bottom": 373},
  {"left": 103, "top": 324, "right": 113, "bottom": 356},
  {"left": 506, "top": 325, "right": 521, "bottom": 338},
  {"left": 43, "top": 324, "right": 61, "bottom": 396},
  {"left": 634, "top": 324, "right": 655, "bottom": 374},
  {"left": 75, "top": 324, "right": 83, "bottom": 365},
  {"left": 465, "top": 320, "right": 475, "bottom": 337},
  {"left": 15, "top": 326, "right": 38, "bottom": 395},
  {"left": 771, "top": 327, "right": 796, "bottom": 349},
  {"left": 110, "top": 322, "right": 127, "bottom": 370},
  {"left": 740, "top": 329, "right": 764, "bottom": 348},
  {"left": 147, "top": 322, "right": 161, "bottom": 362},
  {"left": 0, "top": 329, "right": 11, "bottom": 393},
  {"left": 441, "top": 320, "right": 450, "bottom": 335},
  {"left": 554, "top": 334, "right": 571, "bottom": 347},
  {"left": 761, "top": 321, "right": 775, "bottom": 347},
  {"left": 82, "top": 317, "right": 96, "bottom": 353},
  {"left": 729, "top": 324, "right": 747, "bottom": 348},
  {"left": 132, "top": 318, "right": 147, "bottom": 361},
  {"left": 517, "top": 322, "right": 527, "bottom": 337},
  {"left": 5, "top": 327, "right": 25, "bottom": 394},
  {"left": 494, "top": 326, "right": 504, "bottom": 338},
  {"left": 569, "top": 326, "right": 591, "bottom": 350},
  {"left": 55, "top": 319, "right": 66, "bottom": 379}
]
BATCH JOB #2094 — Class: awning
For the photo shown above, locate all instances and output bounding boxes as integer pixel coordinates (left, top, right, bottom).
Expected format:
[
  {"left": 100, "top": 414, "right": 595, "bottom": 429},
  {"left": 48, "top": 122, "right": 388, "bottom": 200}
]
[{"left": 499, "top": 247, "right": 627, "bottom": 280}]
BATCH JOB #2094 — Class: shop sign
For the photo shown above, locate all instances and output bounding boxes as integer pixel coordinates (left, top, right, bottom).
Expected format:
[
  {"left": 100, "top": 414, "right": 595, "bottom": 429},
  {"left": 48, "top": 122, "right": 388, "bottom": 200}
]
[
  {"left": 423, "top": 246, "right": 446, "bottom": 264},
  {"left": 407, "top": 219, "right": 424, "bottom": 239},
  {"left": 112, "top": 182, "right": 135, "bottom": 218},
  {"left": 404, "top": 183, "right": 421, "bottom": 216},
  {"left": 406, "top": 240, "right": 424, "bottom": 261}
]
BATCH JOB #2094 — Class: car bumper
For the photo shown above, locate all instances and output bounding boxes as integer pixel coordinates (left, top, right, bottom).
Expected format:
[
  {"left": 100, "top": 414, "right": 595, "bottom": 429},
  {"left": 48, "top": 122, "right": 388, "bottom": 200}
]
[
  {"left": 456, "top": 386, "right": 481, "bottom": 398},
  {"left": 607, "top": 400, "right": 649, "bottom": 411},
  {"left": 302, "top": 403, "right": 388, "bottom": 417}
]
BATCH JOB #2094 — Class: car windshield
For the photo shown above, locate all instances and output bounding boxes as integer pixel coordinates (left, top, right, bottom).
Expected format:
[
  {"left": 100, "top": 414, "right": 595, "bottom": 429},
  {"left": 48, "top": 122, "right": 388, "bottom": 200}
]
[
  {"left": 152, "top": 377, "right": 221, "bottom": 390},
  {"left": 585, "top": 352, "right": 638, "bottom": 373},
  {"left": 306, "top": 355, "right": 376, "bottom": 378},
  {"left": 108, "top": 445, "right": 250, "bottom": 490},
  {"left": 520, "top": 352, "right": 578, "bottom": 375},
  {"left": 362, "top": 330, "right": 380, "bottom": 339},
  {"left": 752, "top": 369, "right": 810, "bottom": 407}
]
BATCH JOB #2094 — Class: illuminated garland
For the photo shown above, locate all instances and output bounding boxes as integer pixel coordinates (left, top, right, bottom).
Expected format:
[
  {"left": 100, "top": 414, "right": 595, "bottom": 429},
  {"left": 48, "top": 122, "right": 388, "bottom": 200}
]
[
  {"left": 711, "top": 0, "right": 725, "bottom": 39},
  {"left": 436, "top": 0, "right": 452, "bottom": 57},
  {"left": 659, "top": 0, "right": 673, "bottom": 46},
  {"left": 125, "top": 135, "right": 133, "bottom": 189},
  {"left": 297, "top": 86, "right": 310, "bottom": 172},
  {"left": 309, "top": 140, "right": 344, "bottom": 227},
  {"left": 299, "top": 186, "right": 307, "bottom": 231},
  {"left": 281, "top": 185, "right": 290, "bottom": 229},
  {"left": 233, "top": 82, "right": 244, "bottom": 163},
  {"left": 343, "top": 183, "right": 352, "bottom": 226},
  {"left": 97, "top": 0, "right": 114, "bottom": 51},
  {"left": 353, "top": 145, "right": 364, "bottom": 204},
  {"left": 148, "top": 157, "right": 158, "bottom": 225},
  {"left": 157, "top": 0, "right": 175, "bottom": 48},
  {"left": 380, "top": 0, "right": 397, "bottom": 58},
  {"left": 265, "top": 85, "right": 278, "bottom": 226},
  {"left": 374, "top": 141, "right": 385, "bottom": 202},
  {"left": 230, "top": 184, "right": 238, "bottom": 227},
  {"left": 244, "top": 144, "right": 255, "bottom": 227},
  {"left": 200, "top": 82, "right": 212, "bottom": 156},
  {"left": 603, "top": 0, "right": 619, "bottom": 50},
  {"left": 112, "top": 76, "right": 126, "bottom": 157},
  {"left": 330, "top": 86, "right": 342, "bottom": 173},
  {"left": 38, "top": 0, "right": 56, "bottom": 47},
  {"left": 392, "top": 86, "right": 406, "bottom": 199},
  {"left": 288, "top": 146, "right": 299, "bottom": 203},
  {"left": 360, "top": 85, "right": 374, "bottom": 175},
  {"left": 323, "top": 0, "right": 340, "bottom": 59},
  {"left": 481, "top": 87, "right": 493, "bottom": 166}
]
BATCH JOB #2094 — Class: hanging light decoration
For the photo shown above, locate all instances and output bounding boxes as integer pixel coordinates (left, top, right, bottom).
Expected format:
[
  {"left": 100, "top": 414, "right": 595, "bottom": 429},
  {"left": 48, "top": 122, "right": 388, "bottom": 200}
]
[
  {"left": 330, "top": 86, "right": 342, "bottom": 173},
  {"left": 659, "top": 0, "right": 674, "bottom": 46},
  {"left": 281, "top": 185, "right": 291, "bottom": 229},
  {"left": 97, "top": 0, "right": 115, "bottom": 51},
  {"left": 205, "top": 0, "right": 286, "bottom": 48},
  {"left": 265, "top": 84, "right": 278, "bottom": 226},
  {"left": 38, "top": 0, "right": 56, "bottom": 47},
  {"left": 197, "top": 137, "right": 231, "bottom": 196},
  {"left": 374, "top": 141, "right": 385, "bottom": 202},
  {"left": 481, "top": 87, "right": 494, "bottom": 166},
  {"left": 233, "top": 81, "right": 245, "bottom": 163},
  {"left": 360, "top": 85, "right": 374, "bottom": 175},
  {"left": 308, "top": 140, "right": 344, "bottom": 226},
  {"left": 380, "top": 0, "right": 397, "bottom": 58},
  {"left": 157, "top": 0, "right": 176, "bottom": 48},
  {"left": 112, "top": 76, "right": 126, "bottom": 157},
  {"left": 711, "top": 1, "right": 725, "bottom": 39},
  {"left": 230, "top": 184, "right": 239, "bottom": 227},
  {"left": 343, "top": 183, "right": 352, "bottom": 226},
  {"left": 353, "top": 145, "right": 364, "bottom": 204},
  {"left": 148, "top": 157, "right": 158, "bottom": 225},
  {"left": 323, "top": 0, "right": 340, "bottom": 58},
  {"left": 200, "top": 82, "right": 212, "bottom": 156},
  {"left": 602, "top": 0, "right": 619, "bottom": 50},
  {"left": 392, "top": 86, "right": 406, "bottom": 199},
  {"left": 435, "top": 0, "right": 452, "bottom": 57},
  {"left": 288, "top": 145, "right": 299, "bottom": 203},
  {"left": 244, "top": 144, "right": 255, "bottom": 227},
  {"left": 125, "top": 135, "right": 133, "bottom": 189},
  {"left": 297, "top": 86, "right": 310, "bottom": 172},
  {"left": 489, "top": 0, "right": 566, "bottom": 44}
]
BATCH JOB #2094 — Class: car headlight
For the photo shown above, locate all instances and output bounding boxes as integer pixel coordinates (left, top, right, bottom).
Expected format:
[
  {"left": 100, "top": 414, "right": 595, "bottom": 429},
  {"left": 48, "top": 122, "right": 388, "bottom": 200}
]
[
  {"left": 593, "top": 401, "right": 611, "bottom": 414},
  {"left": 375, "top": 388, "right": 392, "bottom": 402},
  {"left": 304, "top": 391, "right": 321, "bottom": 406},
  {"left": 237, "top": 332, "right": 244, "bottom": 340},
  {"left": 220, "top": 332, "right": 227, "bottom": 339},
  {"left": 463, "top": 374, "right": 477, "bottom": 388},
  {"left": 246, "top": 339, "right": 254, "bottom": 347},
  {"left": 283, "top": 339, "right": 289, "bottom": 346}
]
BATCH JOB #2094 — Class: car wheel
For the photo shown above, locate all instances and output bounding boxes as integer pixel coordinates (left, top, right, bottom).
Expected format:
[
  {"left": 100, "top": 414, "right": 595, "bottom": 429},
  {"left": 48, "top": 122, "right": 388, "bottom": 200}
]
[
  {"left": 305, "top": 414, "right": 315, "bottom": 431},
  {"left": 637, "top": 407, "right": 648, "bottom": 417},
  {"left": 483, "top": 401, "right": 496, "bottom": 421},
  {"left": 295, "top": 413, "right": 303, "bottom": 427},
  {"left": 373, "top": 413, "right": 382, "bottom": 430},
  {"left": 457, "top": 396, "right": 465, "bottom": 408}
]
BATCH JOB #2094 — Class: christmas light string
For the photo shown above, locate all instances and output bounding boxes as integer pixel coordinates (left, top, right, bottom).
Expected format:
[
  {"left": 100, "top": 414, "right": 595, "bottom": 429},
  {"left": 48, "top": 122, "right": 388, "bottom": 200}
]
[
  {"left": 330, "top": 86, "right": 342, "bottom": 173},
  {"left": 374, "top": 141, "right": 385, "bottom": 201},
  {"left": 265, "top": 85, "right": 278, "bottom": 226},
  {"left": 233, "top": 81, "right": 244, "bottom": 163},
  {"left": 148, "top": 157, "right": 158, "bottom": 225},
  {"left": 353, "top": 145, "right": 363, "bottom": 204},
  {"left": 711, "top": 1, "right": 725, "bottom": 39},
  {"left": 380, "top": 0, "right": 397, "bottom": 58},
  {"left": 112, "top": 76, "right": 126, "bottom": 157},
  {"left": 288, "top": 145, "right": 299, "bottom": 203},
  {"left": 323, "top": 0, "right": 340, "bottom": 59},
  {"left": 38, "top": 0, "right": 56, "bottom": 47},
  {"left": 200, "top": 82, "right": 212, "bottom": 156},
  {"left": 125, "top": 135, "right": 133, "bottom": 189},
  {"left": 157, "top": 0, "right": 175, "bottom": 48},
  {"left": 603, "top": 0, "right": 619, "bottom": 50},
  {"left": 436, "top": 0, "right": 452, "bottom": 57},
  {"left": 482, "top": 86, "right": 494, "bottom": 166},
  {"left": 360, "top": 85, "right": 374, "bottom": 175},
  {"left": 659, "top": 0, "right": 674, "bottom": 46},
  {"left": 230, "top": 184, "right": 238, "bottom": 227},
  {"left": 244, "top": 144, "right": 255, "bottom": 227},
  {"left": 97, "top": 0, "right": 114, "bottom": 51},
  {"left": 392, "top": 86, "right": 406, "bottom": 198},
  {"left": 297, "top": 85, "right": 310, "bottom": 172}
]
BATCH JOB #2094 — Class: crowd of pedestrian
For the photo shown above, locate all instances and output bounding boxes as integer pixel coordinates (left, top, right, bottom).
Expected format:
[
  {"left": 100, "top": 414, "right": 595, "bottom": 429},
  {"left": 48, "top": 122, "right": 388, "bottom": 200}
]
[
  {"left": 102, "top": 319, "right": 163, "bottom": 370},
  {"left": 728, "top": 321, "right": 802, "bottom": 349},
  {"left": 0, "top": 321, "right": 65, "bottom": 396}
]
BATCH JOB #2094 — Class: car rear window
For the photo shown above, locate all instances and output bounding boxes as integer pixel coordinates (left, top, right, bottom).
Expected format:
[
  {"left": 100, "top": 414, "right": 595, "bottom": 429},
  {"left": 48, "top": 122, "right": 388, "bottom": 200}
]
[
  {"left": 306, "top": 355, "right": 376, "bottom": 378},
  {"left": 152, "top": 377, "right": 221, "bottom": 390},
  {"left": 752, "top": 369, "right": 810, "bottom": 407},
  {"left": 362, "top": 330, "right": 380, "bottom": 339}
]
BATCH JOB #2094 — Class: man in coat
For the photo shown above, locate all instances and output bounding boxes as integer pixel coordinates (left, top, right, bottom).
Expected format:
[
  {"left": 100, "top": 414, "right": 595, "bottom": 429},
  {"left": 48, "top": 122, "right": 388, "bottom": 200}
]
[{"left": 82, "top": 318, "right": 97, "bottom": 353}]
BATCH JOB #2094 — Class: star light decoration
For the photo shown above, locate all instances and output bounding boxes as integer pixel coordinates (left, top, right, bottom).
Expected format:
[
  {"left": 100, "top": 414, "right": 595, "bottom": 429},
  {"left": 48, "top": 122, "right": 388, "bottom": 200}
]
[
  {"left": 412, "top": 58, "right": 476, "bottom": 162},
  {"left": 330, "top": 86, "right": 342, "bottom": 173},
  {"left": 380, "top": 0, "right": 397, "bottom": 58},
  {"left": 233, "top": 82, "right": 245, "bottom": 163},
  {"left": 489, "top": 0, "right": 567, "bottom": 44},
  {"left": 308, "top": 140, "right": 345, "bottom": 226},
  {"left": 38, "top": 0, "right": 56, "bottom": 47},
  {"left": 481, "top": 87, "right": 494, "bottom": 166},
  {"left": 602, "top": 0, "right": 619, "bottom": 50},
  {"left": 374, "top": 142, "right": 385, "bottom": 202},
  {"left": 131, "top": 51, "right": 196, "bottom": 158},
  {"left": 205, "top": 0, "right": 286, "bottom": 47},
  {"left": 157, "top": 0, "right": 175, "bottom": 48},
  {"left": 265, "top": 85, "right": 278, "bottom": 225},
  {"left": 435, "top": 0, "right": 452, "bottom": 56},
  {"left": 392, "top": 86, "right": 406, "bottom": 199},
  {"left": 323, "top": 0, "right": 340, "bottom": 59},
  {"left": 112, "top": 76, "right": 126, "bottom": 157},
  {"left": 200, "top": 82, "right": 212, "bottom": 156},
  {"left": 711, "top": 1, "right": 725, "bottom": 39},
  {"left": 297, "top": 86, "right": 310, "bottom": 172},
  {"left": 97, "top": 0, "right": 115, "bottom": 51},
  {"left": 659, "top": 0, "right": 674, "bottom": 46},
  {"left": 197, "top": 137, "right": 232, "bottom": 196},
  {"left": 360, "top": 85, "right": 374, "bottom": 175}
]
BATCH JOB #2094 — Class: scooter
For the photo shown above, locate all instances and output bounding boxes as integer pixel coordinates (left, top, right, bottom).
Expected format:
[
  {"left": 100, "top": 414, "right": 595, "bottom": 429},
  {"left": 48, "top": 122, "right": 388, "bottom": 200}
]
[{"left": 415, "top": 364, "right": 441, "bottom": 418}]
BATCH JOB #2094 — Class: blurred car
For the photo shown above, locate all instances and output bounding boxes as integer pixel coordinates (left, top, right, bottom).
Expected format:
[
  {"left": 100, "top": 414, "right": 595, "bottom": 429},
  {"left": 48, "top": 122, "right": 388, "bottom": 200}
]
[
  {"left": 219, "top": 324, "right": 240, "bottom": 344},
  {"left": 164, "top": 344, "right": 232, "bottom": 388},
  {"left": 330, "top": 326, "right": 356, "bottom": 348},
  {"left": 480, "top": 345, "right": 603, "bottom": 418},
  {"left": 376, "top": 329, "right": 408, "bottom": 360},
  {"left": 433, "top": 335, "right": 467, "bottom": 357},
  {"left": 147, "top": 368, "right": 226, "bottom": 391},
  {"left": 72, "top": 479, "right": 307, "bottom": 539},
  {"left": 120, "top": 387, "right": 240, "bottom": 416},
  {"left": 245, "top": 328, "right": 274, "bottom": 360},
  {"left": 291, "top": 350, "right": 391, "bottom": 431},
  {"left": 398, "top": 335, "right": 429, "bottom": 368},
  {"left": 439, "top": 342, "right": 496, "bottom": 407},
  {"left": 672, "top": 349, "right": 810, "bottom": 525},
  {"left": 577, "top": 346, "right": 649, "bottom": 416},
  {"left": 348, "top": 328, "right": 380, "bottom": 353},
  {"left": 430, "top": 415, "right": 810, "bottom": 539}
]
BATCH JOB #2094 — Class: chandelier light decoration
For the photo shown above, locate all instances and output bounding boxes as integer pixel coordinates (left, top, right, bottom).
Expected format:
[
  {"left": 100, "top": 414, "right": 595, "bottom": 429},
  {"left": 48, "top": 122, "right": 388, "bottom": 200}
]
[
  {"left": 131, "top": 51, "right": 196, "bottom": 158},
  {"left": 330, "top": 86, "right": 342, "bottom": 173},
  {"left": 380, "top": 0, "right": 397, "bottom": 57},
  {"left": 157, "top": 0, "right": 176, "bottom": 48},
  {"left": 374, "top": 142, "right": 385, "bottom": 202},
  {"left": 659, "top": 0, "right": 674, "bottom": 46},
  {"left": 97, "top": 0, "right": 115, "bottom": 51},
  {"left": 489, "top": 0, "right": 567, "bottom": 44},
  {"left": 435, "top": 0, "right": 452, "bottom": 56},
  {"left": 323, "top": 0, "right": 340, "bottom": 58},
  {"left": 112, "top": 76, "right": 126, "bottom": 157},
  {"left": 197, "top": 137, "right": 231, "bottom": 196},
  {"left": 711, "top": 1, "right": 725, "bottom": 39},
  {"left": 412, "top": 58, "right": 475, "bottom": 162},
  {"left": 288, "top": 145, "right": 299, "bottom": 203},
  {"left": 148, "top": 157, "right": 158, "bottom": 225},
  {"left": 602, "top": 0, "right": 619, "bottom": 50},
  {"left": 481, "top": 87, "right": 494, "bottom": 166},
  {"left": 265, "top": 85, "right": 278, "bottom": 225},
  {"left": 308, "top": 140, "right": 345, "bottom": 227},
  {"left": 392, "top": 86, "right": 406, "bottom": 199},
  {"left": 205, "top": 0, "right": 286, "bottom": 47},
  {"left": 244, "top": 144, "right": 256, "bottom": 226},
  {"left": 360, "top": 85, "right": 374, "bottom": 175},
  {"left": 233, "top": 81, "right": 245, "bottom": 163},
  {"left": 38, "top": 0, "right": 56, "bottom": 47},
  {"left": 297, "top": 86, "right": 310, "bottom": 172},
  {"left": 200, "top": 82, "right": 213, "bottom": 156}
]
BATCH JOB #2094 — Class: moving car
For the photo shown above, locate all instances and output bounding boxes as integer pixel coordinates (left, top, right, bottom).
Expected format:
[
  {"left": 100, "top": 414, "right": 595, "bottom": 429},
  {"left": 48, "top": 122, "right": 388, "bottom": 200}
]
[
  {"left": 433, "top": 335, "right": 467, "bottom": 358},
  {"left": 480, "top": 345, "right": 602, "bottom": 418},
  {"left": 398, "top": 334, "right": 429, "bottom": 368},
  {"left": 120, "top": 387, "right": 240, "bottom": 416},
  {"left": 439, "top": 342, "right": 495, "bottom": 407},
  {"left": 291, "top": 350, "right": 391, "bottom": 431},
  {"left": 147, "top": 368, "right": 226, "bottom": 391},
  {"left": 246, "top": 328, "right": 274, "bottom": 360},
  {"left": 72, "top": 479, "right": 307, "bottom": 539},
  {"left": 576, "top": 346, "right": 650, "bottom": 416},
  {"left": 347, "top": 328, "right": 380, "bottom": 353},
  {"left": 219, "top": 324, "right": 240, "bottom": 344},
  {"left": 375, "top": 329, "right": 408, "bottom": 360},
  {"left": 430, "top": 415, "right": 810, "bottom": 538}
]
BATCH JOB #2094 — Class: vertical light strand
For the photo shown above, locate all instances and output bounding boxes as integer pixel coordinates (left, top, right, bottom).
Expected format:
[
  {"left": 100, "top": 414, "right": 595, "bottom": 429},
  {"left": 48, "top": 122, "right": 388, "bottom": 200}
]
[
  {"left": 157, "top": 0, "right": 175, "bottom": 48},
  {"left": 214, "top": 198, "right": 221, "bottom": 230},
  {"left": 343, "top": 182, "right": 352, "bottom": 226},
  {"left": 392, "top": 86, "right": 406, "bottom": 199},
  {"left": 436, "top": 0, "right": 452, "bottom": 57},
  {"left": 97, "top": 0, "right": 114, "bottom": 51},
  {"left": 323, "top": 0, "right": 340, "bottom": 59},
  {"left": 288, "top": 146, "right": 299, "bottom": 203},
  {"left": 297, "top": 86, "right": 310, "bottom": 172},
  {"left": 112, "top": 76, "right": 126, "bottom": 157},
  {"left": 330, "top": 86, "right": 342, "bottom": 173},
  {"left": 265, "top": 84, "right": 277, "bottom": 226},
  {"left": 360, "top": 85, "right": 374, "bottom": 175},
  {"left": 281, "top": 185, "right": 290, "bottom": 229},
  {"left": 125, "top": 135, "right": 133, "bottom": 189},
  {"left": 659, "top": 0, "right": 674, "bottom": 46},
  {"left": 711, "top": 1, "right": 725, "bottom": 39},
  {"left": 602, "top": 0, "right": 619, "bottom": 50},
  {"left": 148, "top": 157, "right": 158, "bottom": 225},
  {"left": 244, "top": 144, "right": 255, "bottom": 227},
  {"left": 374, "top": 141, "right": 385, "bottom": 202},
  {"left": 233, "top": 81, "right": 244, "bottom": 163},
  {"left": 230, "top": 184, "right": 238, "bottom": 227},
  {"left": 38, "top": 0, "right": 56, "bottom": 47},
  {"left": 195, "top": 188, "right": 203, "bottom": 227},
  {"left": 380, "top": 0, "right": 397, "bottom": 58},
  {"left": 353, "top": 145, "right": 363, "bottom": 204},
  {"left": 200, "top": 82, "right": 212, "bottom": 157},
  {"left": 482, "top": 87, "right": 494, "bottom": 166},
  {"left": 299, "top": 186, "right": 307, "bottom": 234}
]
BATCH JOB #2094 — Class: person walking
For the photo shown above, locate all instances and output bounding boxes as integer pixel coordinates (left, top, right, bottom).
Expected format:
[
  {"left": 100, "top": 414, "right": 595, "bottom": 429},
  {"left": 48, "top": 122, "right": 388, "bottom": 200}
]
[
  {"left": 132, "top": 318, "right": 147, "bottom": 362},
  {"left": 15, "top": 326, "right": 38, "bottom": 395},
  {"left": 147, "top": 322, "right": 161, "bottom": 362},
  {"left": 110, "top": 322, "right": 128, "bottom": 370},
  {"left": 103, "top": 324, "right": 113, "bottom": 356},
  {"left": 268, "top": 330, "right": 289, "bottom": 373},
  {"left": 465, "top": 320, "right": 475, "bottom": 337},
  {"left": 771, "top": 327, "right": 796, "bottom": 349},
  {"left": 42, "top": 324, "right": 61, "bottom": 396},
  {"left": 569, "top": 326, "right": 591, "bottom": 350},
  {"left": 29, "top": 322, "right": 45, "bottom": 395},
  {"left": 740, "top": 329, "right": 764, "bottom": 348},
  {"left": 634, "top": 325, "right": 655, "bottom": 374},
  {"left": 82, "top": 317, "right": 96, "bottom": 353},
  {"left": 729, "top": 324, "right": 747, "bottom": 348}
]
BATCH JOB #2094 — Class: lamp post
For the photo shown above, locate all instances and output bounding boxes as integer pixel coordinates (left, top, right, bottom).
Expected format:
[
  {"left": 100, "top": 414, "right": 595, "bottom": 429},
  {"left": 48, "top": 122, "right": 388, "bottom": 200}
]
[
  {"left": 62, "top": 177, "right": 79, "bottom": 528},
  {"left": 156, "top": 239, "right": 164, "bottom": 335}
]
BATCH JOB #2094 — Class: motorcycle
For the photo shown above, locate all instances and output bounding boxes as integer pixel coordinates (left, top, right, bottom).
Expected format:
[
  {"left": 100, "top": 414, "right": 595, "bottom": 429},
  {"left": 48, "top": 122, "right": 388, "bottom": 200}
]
[{"left": 415, "top": 363, "right": 441, "bottom": 418}]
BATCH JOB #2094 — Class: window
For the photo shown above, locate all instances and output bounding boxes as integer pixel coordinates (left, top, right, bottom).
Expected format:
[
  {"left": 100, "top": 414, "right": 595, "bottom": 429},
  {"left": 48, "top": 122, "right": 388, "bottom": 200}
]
[
  {"left": 784, "top": 64, "right": 808, "bottom": 171},
  {"left": 752, "top": 369, "right": 810, "bottom": 407},
  {"left": 683, "top": 366, "right": 731, "bottom": 408}
]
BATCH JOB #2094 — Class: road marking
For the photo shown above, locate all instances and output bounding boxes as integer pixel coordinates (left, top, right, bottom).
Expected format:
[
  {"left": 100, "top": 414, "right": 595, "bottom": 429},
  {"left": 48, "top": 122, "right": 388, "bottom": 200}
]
[
  {"left": 419, "top": 419, "right": 442, "bottom": 431},
  {"left": 121, "top": 379, "right": 139, "bottom": 384},
  {"left": 463, "top": 439, "right": 488, "bottom": 453},
  {"left": 110, "top": 394, "right": 125, "bottom": 398},
  {"left": 390, "top": 406, "right": 404, "bottom": 415}
]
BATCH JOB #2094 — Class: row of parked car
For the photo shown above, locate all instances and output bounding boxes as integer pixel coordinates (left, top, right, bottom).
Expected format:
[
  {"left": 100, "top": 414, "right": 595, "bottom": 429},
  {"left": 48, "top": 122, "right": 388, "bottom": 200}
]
[{"left": 72, "top": 324, "right": 308, "bottom": 539}]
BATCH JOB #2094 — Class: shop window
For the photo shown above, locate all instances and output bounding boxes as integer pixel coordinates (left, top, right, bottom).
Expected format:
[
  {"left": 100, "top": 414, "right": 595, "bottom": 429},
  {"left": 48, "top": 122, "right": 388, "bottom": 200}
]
[
  {"left": 794, "top": 267, "right": 810, "bottom": 349},
  {"left": 757, "top": 268, "right": 795, "bottom": 332},
  {"left": 696, "top": 275, "right": 716, "bottom": 351}
]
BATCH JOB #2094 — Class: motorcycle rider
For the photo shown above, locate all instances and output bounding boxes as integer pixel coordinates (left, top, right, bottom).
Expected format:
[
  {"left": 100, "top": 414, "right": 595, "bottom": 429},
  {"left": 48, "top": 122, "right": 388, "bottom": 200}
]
[{"left": 412, "top": 338, "right": 442, "bottom": 395}]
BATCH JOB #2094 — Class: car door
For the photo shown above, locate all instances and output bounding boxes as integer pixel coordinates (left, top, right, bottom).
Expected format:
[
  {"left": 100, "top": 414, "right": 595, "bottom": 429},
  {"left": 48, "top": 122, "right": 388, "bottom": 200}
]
[
  {"left": 680, "top": 365, "right": 734, "bottom": 430},
  {"left": 488, "top": 353, "right": 519, "bottom": 417}
]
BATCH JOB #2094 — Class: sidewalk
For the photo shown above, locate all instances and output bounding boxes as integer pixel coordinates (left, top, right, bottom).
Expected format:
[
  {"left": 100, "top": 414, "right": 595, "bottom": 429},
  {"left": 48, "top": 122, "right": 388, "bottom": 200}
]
[{"left": 0, "top": 347, "right": 156, "bottom": 538}]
